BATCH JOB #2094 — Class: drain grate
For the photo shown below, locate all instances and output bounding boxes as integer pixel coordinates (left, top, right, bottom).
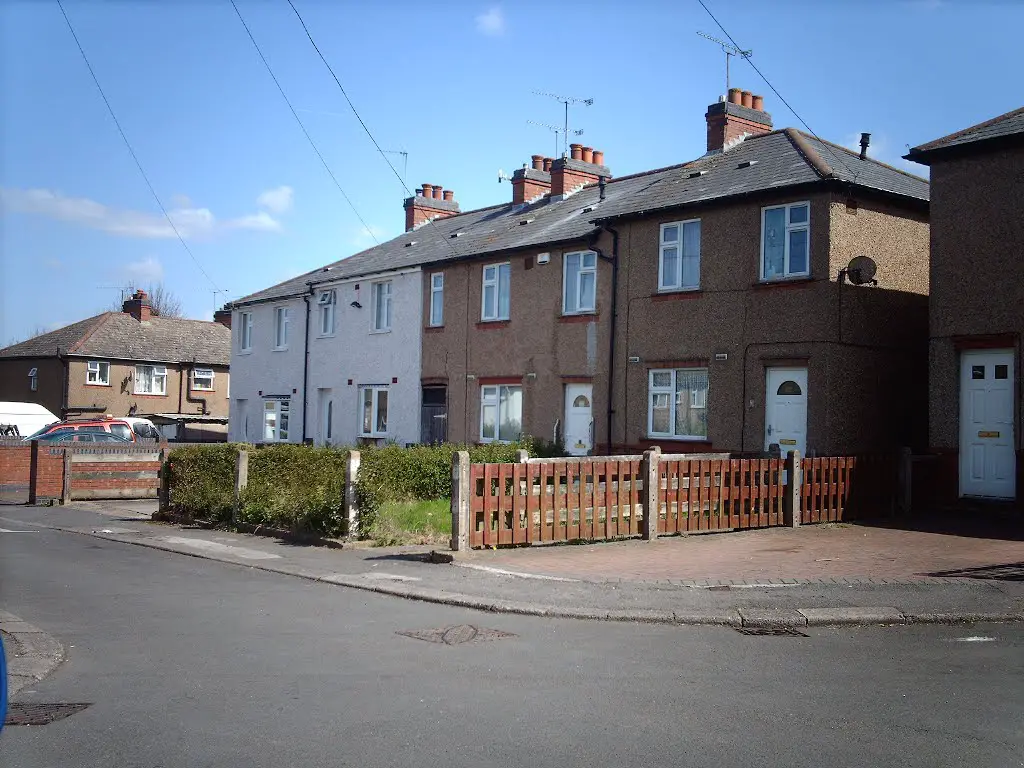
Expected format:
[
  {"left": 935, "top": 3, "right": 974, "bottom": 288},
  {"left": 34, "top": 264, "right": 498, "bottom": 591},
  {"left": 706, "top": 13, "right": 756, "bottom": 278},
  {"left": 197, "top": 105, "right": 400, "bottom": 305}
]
[
  {"left": 5, "top": 702, "right": 92, "bottom": 726},
  {"left": 397, "top": 624, "right": 515, "bottom": 645},
  {"left": 735, "top": 627, "right": 808, "bottom": 637}
]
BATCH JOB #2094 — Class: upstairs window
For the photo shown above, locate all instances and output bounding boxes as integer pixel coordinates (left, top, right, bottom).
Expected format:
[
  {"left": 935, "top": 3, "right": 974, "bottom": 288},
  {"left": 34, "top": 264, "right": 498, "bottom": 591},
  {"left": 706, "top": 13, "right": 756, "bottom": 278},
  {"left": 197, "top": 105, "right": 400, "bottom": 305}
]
[
  {"left": 481, "top": 263, "right": 511, "bottom": 321},
  {"left": 659, "top": 220, "right": 701, "bottom": 291},
  {"left": 28, "top": 367, "right": 38, "bottom": 392},
  {"left": 318, "top": 290, "right": 336, "bottom": 336},
  {"left": 135, "top": 365, "right": 167, "bottom": 396},
  {"left": 762, "top": 202, "right": 810, "bottom": 280},
  {"left": 372, "top": 281, "right": 392, "bottom": 332},
  {"left": 192, "top": 368, "right": 215, "bottom": 391},
  {"left": 563, "top": 251, "right": 597, "bottom": 314},
  {"left": 240, "top": 312, "right": 253, "bottom": 351},
  {"left": 87, "top": 360, "right": 110, "bottom": 386},
  {"left": 429, "top": 273, "right": 444, "bottom": 327},
  {"left": 274, "top": 306, "right": 290, "bottom": 349}
]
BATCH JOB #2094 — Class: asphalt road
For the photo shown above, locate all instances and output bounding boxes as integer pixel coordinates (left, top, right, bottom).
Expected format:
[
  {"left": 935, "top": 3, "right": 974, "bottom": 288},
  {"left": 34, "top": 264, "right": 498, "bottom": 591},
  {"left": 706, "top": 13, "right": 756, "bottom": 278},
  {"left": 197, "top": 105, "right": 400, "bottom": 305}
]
[{"left": 1, "top": 524, "right": 1022, "bottom": 767}]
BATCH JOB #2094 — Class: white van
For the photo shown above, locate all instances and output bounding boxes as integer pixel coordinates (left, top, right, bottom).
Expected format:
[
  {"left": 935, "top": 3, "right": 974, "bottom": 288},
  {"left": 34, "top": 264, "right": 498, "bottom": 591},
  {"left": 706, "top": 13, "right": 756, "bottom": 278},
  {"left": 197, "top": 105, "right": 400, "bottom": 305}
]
[
  {"left": 119, "top": 416, "right": 161, "bottom": 440},
  {"left": 0, "top": 402, "right": 59, "bottom": 438}
]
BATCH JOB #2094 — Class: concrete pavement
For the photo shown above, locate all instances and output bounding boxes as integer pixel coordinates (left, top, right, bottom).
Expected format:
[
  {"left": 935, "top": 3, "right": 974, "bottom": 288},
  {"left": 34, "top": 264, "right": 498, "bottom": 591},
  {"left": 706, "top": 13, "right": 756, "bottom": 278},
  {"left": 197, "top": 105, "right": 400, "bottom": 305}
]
[
  {"left": 0, "top": 611, "right": 65, "bottom": 698},
  {"left": 2, "top": 520, "right": 1022, "bottom": 768},
  {"left": 1, "top": 504, "right": 1021, "bottom": 627}
]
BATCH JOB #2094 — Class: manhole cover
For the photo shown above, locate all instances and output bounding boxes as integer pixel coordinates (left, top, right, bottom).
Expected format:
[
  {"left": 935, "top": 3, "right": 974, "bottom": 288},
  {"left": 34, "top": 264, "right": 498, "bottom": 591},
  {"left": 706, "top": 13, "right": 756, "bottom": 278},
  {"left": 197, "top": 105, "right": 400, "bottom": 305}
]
[
  {"left": 735, "top": 627, "right": 808, "bottom": 637},
  {"left": 397, "top": 624, "right": 515, "bottom": 645},
  {"left": 5, "top": 702, "right": 92, "bottom": 726}
]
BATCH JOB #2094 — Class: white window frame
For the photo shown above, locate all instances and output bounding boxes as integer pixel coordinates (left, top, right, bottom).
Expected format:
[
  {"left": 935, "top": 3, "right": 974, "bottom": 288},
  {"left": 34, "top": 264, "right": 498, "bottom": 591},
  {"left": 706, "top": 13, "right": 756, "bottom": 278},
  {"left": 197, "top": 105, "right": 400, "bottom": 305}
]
[
  {"left": 273, "top": 306, "right": 290, "bottom": 350},
  {"left": 239, "top": 312, "right": 253, "bottom": 352},
  {"left": 760, "top": 201, "right": 810, "bottom": 281},
  {"left": 562, "top": 250, "right": 598, "bottom": 315},
  {"left": 647, "top": 368, "right": 709, "bottom": 440},
  {"left": 481, "top": 262, "right": 511, "bottom": 322},
  {"left": 28, "top": 367, "right": 38, "bottom": 392},
  {"left": 191, "top": 368, "right": 215, "bottom": 391},
  {"left": 479, "top": 384, "right": 523, "bottom": 444},
  {"left": 429, "top": 273, "right": 444, "bottom": 327},
  {"left": 317, "top": 290, "right": 336, "bottom": 337},
  {"left": 359, "top": 386, "right": 389, "bottom": 437},
  {"left": 659, "top": 219, "right": 701, "bottom": 291},
  {"left": 134, "top": 364, "right": 168, "bottom": 396},
  {"left": 371, "top": 281, "right": 393, "bottom": 333},
  {"left": 87, "top": 360, "right": 110, "bottom": 386},
  {"left": 263, "top": 399, "right": 290, "bottom": 442}
]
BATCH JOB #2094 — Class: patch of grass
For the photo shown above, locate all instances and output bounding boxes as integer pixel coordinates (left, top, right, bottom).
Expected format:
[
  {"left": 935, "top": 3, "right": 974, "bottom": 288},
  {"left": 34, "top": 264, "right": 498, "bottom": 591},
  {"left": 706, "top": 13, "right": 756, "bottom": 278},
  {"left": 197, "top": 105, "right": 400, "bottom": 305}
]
[{"left": 365, "top": 498, "right": 451, "bottom": 547}]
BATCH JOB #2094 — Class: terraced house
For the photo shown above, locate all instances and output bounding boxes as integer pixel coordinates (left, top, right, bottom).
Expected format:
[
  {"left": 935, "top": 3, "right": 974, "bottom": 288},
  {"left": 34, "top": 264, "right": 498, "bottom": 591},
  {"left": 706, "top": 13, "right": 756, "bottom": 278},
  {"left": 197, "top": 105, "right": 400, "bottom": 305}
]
[{"left": 230, "top": 89, "right": 930, "bottom": 456}]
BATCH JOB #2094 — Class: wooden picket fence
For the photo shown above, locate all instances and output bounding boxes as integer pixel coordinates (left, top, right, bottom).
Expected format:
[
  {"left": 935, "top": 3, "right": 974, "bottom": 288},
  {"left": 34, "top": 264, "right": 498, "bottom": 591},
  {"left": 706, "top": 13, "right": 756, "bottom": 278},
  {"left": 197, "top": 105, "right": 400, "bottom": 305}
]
[{"left": 463, "top": 451, "right": 901, "bottom": 550}]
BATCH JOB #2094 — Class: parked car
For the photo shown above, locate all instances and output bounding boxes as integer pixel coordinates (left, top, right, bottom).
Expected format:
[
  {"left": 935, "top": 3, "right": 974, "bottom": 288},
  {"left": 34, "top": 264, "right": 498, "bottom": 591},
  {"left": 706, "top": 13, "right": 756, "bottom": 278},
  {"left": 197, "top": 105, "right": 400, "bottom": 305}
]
[
  {"left": 24, "top": 416, "right": 136, "bottom": 442},
  {"left": 119, "top": 416, "right": 161, "bottom": 440},
  {"left": 0, "top": 402, "right": 59, "bottom": 438},
  {"left": 36, "top": 431, "right": 132, "bottom": 443}
]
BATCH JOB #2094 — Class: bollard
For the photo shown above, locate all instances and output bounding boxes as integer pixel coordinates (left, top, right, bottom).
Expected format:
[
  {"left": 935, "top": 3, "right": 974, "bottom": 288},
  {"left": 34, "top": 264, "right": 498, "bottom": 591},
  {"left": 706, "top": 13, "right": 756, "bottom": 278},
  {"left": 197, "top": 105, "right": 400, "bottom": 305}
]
[
  {"left": 450, "top": 451, "right": 471, "bottom": 551},
  {"left": 345, "top": 450, "right": 361, "bottom": 537},
  {"left": 783, "top": 450, "right": 801, "bottom": 527},
  {"left": 641, "top": 447, "right": 661, "bottom": 540}
]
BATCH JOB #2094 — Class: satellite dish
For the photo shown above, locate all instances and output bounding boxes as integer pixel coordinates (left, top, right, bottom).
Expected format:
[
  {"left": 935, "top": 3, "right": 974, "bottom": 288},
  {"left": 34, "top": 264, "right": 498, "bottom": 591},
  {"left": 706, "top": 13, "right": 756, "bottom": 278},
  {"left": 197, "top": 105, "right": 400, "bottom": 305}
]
[{"left": 846, "top": 255, "right": 878, "bottom": 285}]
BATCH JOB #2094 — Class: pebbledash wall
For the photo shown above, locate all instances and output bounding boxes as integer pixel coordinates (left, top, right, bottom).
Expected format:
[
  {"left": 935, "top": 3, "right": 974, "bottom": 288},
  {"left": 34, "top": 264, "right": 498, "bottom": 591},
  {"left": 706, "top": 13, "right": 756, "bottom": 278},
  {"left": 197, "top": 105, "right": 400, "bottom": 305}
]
[{"left": 229, "top": 268, "right": 423, "bottom": 446}]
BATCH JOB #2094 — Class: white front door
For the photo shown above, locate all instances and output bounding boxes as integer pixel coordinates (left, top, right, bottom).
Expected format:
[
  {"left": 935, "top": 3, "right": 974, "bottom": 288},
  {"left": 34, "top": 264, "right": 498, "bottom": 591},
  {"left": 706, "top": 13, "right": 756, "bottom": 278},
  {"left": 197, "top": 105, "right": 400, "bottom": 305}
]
[
  {"left": 960, "top": 350, "right": 1016, "bottom": 499},
  {"left": 564, "top": 384, "right": 593, "bottom": 456},
  {"left": 765, "top": 367, "right": 808, "bottom": 457},
  {"left": 318, "top": 389, "right": 333, "bottom": 445}
]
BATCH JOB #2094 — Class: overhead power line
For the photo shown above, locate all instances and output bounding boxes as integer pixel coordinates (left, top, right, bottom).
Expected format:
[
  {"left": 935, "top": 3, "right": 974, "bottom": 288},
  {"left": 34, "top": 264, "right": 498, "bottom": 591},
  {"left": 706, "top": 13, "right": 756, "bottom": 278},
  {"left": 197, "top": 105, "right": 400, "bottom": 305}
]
[
  {"left": 229, "top": 0, "right": 378, "bottom": 245},
  {"left": 56, "top": 0, "right": 222, "bottom": 291},
  {"left": 284, "top": 0, "right": 460, "bottom": 258},
  {"left": 695, "top": 0, "right": 857, "bottom": 180}
]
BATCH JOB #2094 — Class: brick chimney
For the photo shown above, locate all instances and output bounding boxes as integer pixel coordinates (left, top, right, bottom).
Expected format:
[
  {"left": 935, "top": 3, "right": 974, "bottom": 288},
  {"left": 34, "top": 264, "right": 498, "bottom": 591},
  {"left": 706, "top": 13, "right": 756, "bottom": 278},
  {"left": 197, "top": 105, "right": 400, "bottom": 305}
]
[
  {"left": 550, "top": 146, "right": 611, "bottom": 199},
  {"left": 213, "top": 305, "right": 232, "bottom": 329},
  {"left": 705, "top": 89, "right": 772, "bottom": 153},
  {"left": 404, "top": 184, "right": 461, "bottom": 231},
  {"left": 123, "top": 289, "right": 153, "bottom": 322},
  {"left": 511, "top": 154, "right": 552, "bottom": 204}
]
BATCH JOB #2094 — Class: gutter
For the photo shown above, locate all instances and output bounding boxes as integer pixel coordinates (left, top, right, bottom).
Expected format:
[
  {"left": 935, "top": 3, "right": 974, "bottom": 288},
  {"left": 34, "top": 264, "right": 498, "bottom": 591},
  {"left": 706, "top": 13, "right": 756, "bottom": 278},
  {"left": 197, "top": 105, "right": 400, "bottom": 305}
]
[
  {"left": 184, "top": 361, "right": 209, "bottom": 415},
  {"left": 590, "top": 223, "right": 619, "bottom": 454}
]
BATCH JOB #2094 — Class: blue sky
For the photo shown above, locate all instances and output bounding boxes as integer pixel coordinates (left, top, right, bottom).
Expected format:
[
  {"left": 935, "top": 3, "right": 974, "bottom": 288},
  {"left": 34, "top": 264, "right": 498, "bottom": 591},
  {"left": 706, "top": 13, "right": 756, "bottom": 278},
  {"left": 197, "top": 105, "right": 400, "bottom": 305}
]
[{"left": 2, "top": 0, "right": 1021, "bottom": 344}]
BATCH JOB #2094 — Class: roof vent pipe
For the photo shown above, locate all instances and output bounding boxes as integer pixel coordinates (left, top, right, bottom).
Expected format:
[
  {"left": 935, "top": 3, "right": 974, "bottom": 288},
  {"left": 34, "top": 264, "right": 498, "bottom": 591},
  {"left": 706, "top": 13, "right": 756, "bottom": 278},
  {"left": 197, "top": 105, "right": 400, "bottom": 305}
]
[
  {"left": 598, "top": 176, "right": 607, "bottom": 201},
  {"left": 859, "top": 132, "right": 871, "bottom": 160}
]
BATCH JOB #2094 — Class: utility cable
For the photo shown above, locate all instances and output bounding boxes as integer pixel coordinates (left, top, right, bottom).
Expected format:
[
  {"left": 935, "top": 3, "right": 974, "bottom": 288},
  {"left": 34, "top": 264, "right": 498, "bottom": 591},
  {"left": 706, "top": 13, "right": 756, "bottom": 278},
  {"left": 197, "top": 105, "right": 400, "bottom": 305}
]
[
  {"left": 284, "top": 0, "right": 461, "bottom": 258},
  {"left": 230, "top": 0, "right": 379, "bottom": 245},
  {"left": 56, "top": 0, "right": 222, "bottom": 290},
  {"left": 695, "top": 0, "right": 858, "bottom": 181}
]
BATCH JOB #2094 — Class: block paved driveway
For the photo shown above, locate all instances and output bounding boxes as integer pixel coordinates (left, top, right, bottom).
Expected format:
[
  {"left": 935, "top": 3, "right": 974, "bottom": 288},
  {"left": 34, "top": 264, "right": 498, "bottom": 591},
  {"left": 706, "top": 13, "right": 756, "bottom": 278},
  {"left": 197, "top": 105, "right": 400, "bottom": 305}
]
[{"left": 469, "top": 520, "right": 1024, "bottom": 584}]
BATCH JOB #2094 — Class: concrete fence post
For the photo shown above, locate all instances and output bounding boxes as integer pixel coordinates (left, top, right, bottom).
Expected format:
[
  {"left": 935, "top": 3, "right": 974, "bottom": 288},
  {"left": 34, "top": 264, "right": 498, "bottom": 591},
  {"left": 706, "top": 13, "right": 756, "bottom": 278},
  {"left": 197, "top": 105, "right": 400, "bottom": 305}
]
[
  {"left": 233, "top": 449, "right": 249, "bottom": 525},
  {"left": 157, "top": 447, "right": 170, "bottom": 513},
  {"left": 783, "top": 449, "right": 801, "bottom": 527},
  {"left": 515, "top": 449, "right": 530, "bottom": 464},
  {"left": 896, "top": 446, "right": 912, "bottom": 517},
  {"left": 345, "top": 450, "right": 361, "bottom": 537},
  {"left": 27, "top": 440, "right": 40, "bottom": 505},
  {"left": 61, "top": 448, "right": 73, "bottom": 505},
  {"left": 641, "top": 446, "right": 661, "bottom": 541},
  {"left": 450, "top": 450, "right": 471, "bottom": 551}
]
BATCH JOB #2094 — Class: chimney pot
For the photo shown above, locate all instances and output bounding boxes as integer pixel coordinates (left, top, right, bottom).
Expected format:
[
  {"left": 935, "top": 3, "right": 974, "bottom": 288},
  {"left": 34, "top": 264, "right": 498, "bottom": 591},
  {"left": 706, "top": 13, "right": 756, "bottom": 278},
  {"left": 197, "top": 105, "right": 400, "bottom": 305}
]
[
  {"left": 859, "top": 132, "right": 871, "bottom": 160},
  {"left": 432, "top": 185, "right": 443, "bottom": 200},
  {"left": 531, "top": 154, "right": 544, "bottom": 170},
  {"left": 728, "top": 87, "right": 742, "bottom": 105},
  {"left": 741, "top": 90, "right": 753, "bottom": 108},
  {"left": 581, "top": 146, "right": 594, "bottom": 163},
  {"left": 543, "top": 157, "right": 553, "bottom": 172},
  {"left": 421, "top": 183, "right": 433, "bottom": 198},
  {"left": 570, "top": 143, "right": 584, "bottom": 161},
  {"left": 443, "top": 189, "right": 454, "bottom": 201},
  {"left": 592, "top": 149, "right": 604, "bottom": 166},
  {"left": 752, "top": 94, "right": 764, "bottom": 111}
]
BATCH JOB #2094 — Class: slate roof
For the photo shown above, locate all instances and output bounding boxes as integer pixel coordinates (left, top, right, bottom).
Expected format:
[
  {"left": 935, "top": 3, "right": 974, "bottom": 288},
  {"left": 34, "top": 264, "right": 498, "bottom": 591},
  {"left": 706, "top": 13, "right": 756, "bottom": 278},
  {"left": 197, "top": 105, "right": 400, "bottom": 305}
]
[
  {"left": 906, "top": 106, "right": 1024, "bottom": 163},
  {"left": 0, "top": 312, "right": 231, "bottom": 365},
  {"left": 235, "top": 128, "right": 929, "bottom": 306}
]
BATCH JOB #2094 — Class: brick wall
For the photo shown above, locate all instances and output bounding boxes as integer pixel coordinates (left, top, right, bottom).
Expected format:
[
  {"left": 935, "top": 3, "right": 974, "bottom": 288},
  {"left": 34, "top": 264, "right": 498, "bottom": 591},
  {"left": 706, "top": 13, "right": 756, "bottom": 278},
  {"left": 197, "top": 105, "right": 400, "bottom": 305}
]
[
  {"left": 0, "top": 442, "right": 31, "bottom": 502},
  {"left": 31, "top": 444, "right": 66, "bottom": 501}
]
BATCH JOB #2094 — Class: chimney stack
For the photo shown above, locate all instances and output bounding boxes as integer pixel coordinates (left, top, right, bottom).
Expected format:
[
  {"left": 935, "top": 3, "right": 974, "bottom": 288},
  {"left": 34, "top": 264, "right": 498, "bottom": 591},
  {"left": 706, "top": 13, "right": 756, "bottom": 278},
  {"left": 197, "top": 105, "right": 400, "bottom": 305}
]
[
  {"left": 512, "top": 154, "right": 552, "bottom": 205},
  {"left": 404, "top": 184, "right": 461, "bottom": 231},
  {"left": 123, "top": 289, "right": 153, "bottom": 322},
  {"left": 213, "top": 305, "right": 232, "bottom": 329},
  {"left": 705, "top": 88, "right": 772, "bottom": 153},
  {"left": 550, "top": 148, "right": 611, "bottom": 198}
]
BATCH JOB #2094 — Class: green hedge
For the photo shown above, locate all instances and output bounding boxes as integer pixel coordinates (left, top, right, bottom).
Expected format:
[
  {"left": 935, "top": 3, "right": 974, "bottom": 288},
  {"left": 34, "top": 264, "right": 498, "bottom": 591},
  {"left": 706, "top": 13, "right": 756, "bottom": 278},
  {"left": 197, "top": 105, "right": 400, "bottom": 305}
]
[{"left": 166, "top": 443, "right": 240, "bottom": 523}]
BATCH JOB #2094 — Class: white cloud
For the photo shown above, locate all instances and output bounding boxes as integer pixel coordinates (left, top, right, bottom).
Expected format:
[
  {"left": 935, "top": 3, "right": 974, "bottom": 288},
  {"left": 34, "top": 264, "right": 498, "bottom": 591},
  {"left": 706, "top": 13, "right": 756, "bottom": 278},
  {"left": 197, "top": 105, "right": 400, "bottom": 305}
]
[
  {"left": 0, "top": 187, "right": 285, "bottom": 240},
  {"left": 475, "top": 6, "right": 504, "bottom": 36},
  {"left": 124, "top": 256, "right": 164, "bottom": 283},
  {"left": 256, "top": 185, "right": 294, "bottom": 214},
  {"left": 171, "top": 193, "right": 193, "bottom": 208}
]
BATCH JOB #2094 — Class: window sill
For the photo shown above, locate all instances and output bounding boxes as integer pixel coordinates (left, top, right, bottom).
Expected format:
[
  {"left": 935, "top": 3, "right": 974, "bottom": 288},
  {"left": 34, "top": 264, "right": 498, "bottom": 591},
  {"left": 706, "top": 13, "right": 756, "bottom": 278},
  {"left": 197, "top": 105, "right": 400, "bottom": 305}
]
[
  {"left": 272, "top": 347, "right": 289, "bottom": 352},
  {"left": 84, "top": 383, "right": 111, "bottom": 388},
  {"left": 369, "top": 328, "right": 392, "bottom": 335},
  {"left": 652, "top": 289, "right": 701, "bottom": 302},
  {"left": 316, "top": 334, "right": 336, "bottom": 340},
  {"left": 647, "top": 434, "right": 709, "bottom": 442},
  {"left": 238, "top": 349, "right": 253, "bottom": 355},
  {"left": 476, "top": 320, "right": 510, "bottom": 330},
  {"left": 424, "top": 326, "right": 445, "bottom": 334},
  {"left": 133, "top": 393, "right": 169, "bottom": 398},
  {"left": 754, "top": 276, "right": 813, "bottom": 289},
  {"left": 190, "top": 389, "right": 216, "bottom": 394},
  {"left": 559, "top": 313, "right": 598, "bottom": 323}
]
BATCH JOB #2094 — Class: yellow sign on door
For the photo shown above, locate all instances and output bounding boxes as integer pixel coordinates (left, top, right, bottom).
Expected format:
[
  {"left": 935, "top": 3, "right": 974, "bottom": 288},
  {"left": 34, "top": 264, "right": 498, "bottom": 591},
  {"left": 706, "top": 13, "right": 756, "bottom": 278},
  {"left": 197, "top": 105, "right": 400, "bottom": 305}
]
[{"left": 978, "top": 431, "right": 1000, "bottom": 438}]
